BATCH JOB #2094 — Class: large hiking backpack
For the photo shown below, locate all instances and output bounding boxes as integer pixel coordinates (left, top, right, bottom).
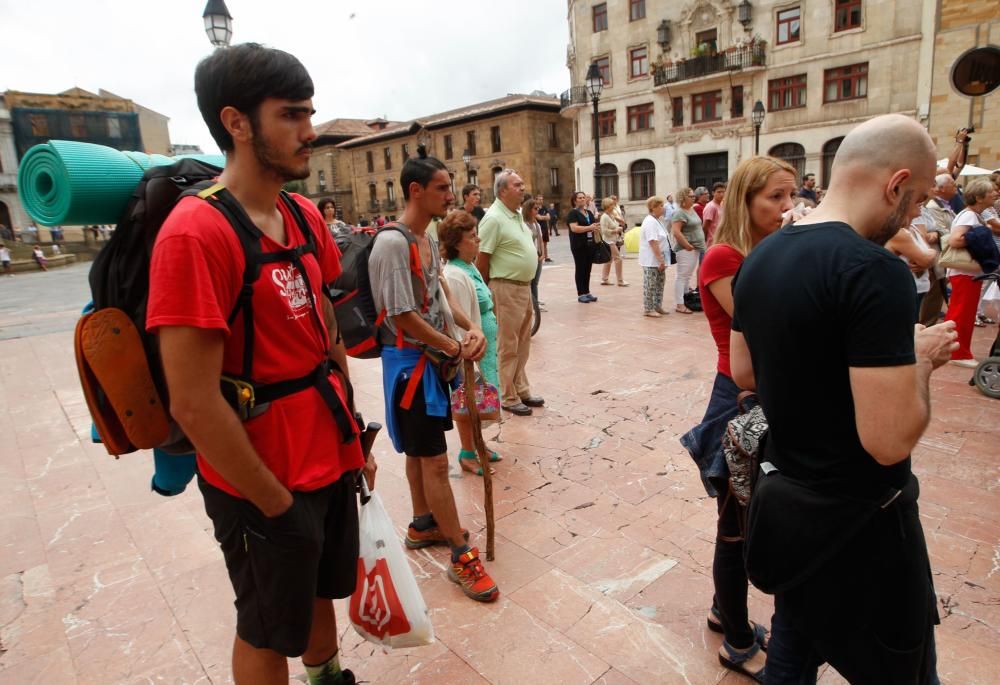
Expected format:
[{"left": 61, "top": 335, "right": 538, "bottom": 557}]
[
  {"left": 329, "top": 224, "right": 426, "bottom": 359},
  {"left": 76, "top": 159, "right": 357, "bottom": 458}
]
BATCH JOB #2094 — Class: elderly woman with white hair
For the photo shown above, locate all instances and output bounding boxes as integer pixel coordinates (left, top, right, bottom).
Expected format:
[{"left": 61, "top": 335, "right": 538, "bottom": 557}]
[{"left": 944, "top": 176, "right": 999, "bottom": 366}]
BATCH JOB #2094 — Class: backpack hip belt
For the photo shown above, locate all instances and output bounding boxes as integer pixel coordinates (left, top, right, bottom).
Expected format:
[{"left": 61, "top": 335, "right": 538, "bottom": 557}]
[{"left": 220, "top": 359, "right": 356, "bottom": 442}]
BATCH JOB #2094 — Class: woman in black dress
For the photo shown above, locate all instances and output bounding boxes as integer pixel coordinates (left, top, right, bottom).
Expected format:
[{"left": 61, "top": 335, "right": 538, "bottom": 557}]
[{"left": 566, "top": 191, "right": 601, "bottom": 303}]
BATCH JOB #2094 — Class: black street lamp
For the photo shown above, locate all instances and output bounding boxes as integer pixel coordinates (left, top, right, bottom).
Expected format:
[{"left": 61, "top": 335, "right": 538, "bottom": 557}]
[
  {"left": 738, "top": 0, "right": 753, "bottom": 32},
  {"left": 203, "top": 0, "right": 234, "bottom": 48},
  {"left": 751, "top": 100, "right": 766, "bottom": 155},
  {"left": 462, "top": 149, "right": 472, "bottom": 183},
  {"left": 585, "top": 62, "right": 604, "bottom": 201}
]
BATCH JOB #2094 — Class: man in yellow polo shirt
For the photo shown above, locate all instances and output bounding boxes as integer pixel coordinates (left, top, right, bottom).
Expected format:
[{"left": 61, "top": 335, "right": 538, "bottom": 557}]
[{"left": 475, "top": 169, "right": 544, "bottom": 416}]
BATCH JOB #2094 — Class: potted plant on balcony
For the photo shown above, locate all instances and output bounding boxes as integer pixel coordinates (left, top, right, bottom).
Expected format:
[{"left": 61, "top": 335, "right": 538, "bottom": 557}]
[{"left": 651, "top": 55, "right": 673, "bottom": 80}]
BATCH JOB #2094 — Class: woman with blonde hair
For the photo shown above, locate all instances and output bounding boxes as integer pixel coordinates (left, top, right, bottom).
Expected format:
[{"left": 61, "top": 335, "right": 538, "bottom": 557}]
[
  {"left": 680, "top": 156, "right": 797, "bottom": 683},
  {"left": 670, "top": 187, "right": 706, "bottom": 313},
  {"left": 599, "top": 197, "right": 628, "bottom": 286}
]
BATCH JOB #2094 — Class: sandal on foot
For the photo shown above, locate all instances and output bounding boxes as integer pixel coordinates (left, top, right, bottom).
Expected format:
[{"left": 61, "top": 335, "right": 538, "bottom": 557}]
[
  {"left": 459, "top": 448, "right": 501, "bottom": 463},
  {"left": 458, "top": 449, "right": 496, "bottom": 476},
  {"left": 707, "top": 609, "right": 769, "bottom": 652},
  {"left": 707, "top": 606, "right": 723, "bottom": 633},
  {"left": 719, "top": 639, "right": 766, "bottom": 683}
]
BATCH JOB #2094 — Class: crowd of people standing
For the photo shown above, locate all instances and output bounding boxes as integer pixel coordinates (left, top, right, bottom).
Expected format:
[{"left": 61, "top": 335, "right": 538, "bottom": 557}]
[{"left": 132, "top": 41, "right": 1000, "bottom": 685}]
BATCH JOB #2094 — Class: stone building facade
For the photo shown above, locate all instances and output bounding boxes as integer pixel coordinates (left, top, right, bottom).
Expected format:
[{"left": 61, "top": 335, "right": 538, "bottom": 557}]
[
  {"left": 1, "top": 87, "right": 172, "bottom": 232},
  {"left": 338, "top": 95, "right": 575, "bottom": 223},
  {"left": 926, "top": 0, "right": 999, "bottom": 171},
  {"left": 562, "top": 0, "right": 938, "bottom": 224},
  {"left": 0, "top": 96, "right": 27, "bottom": 232},
  {"left": 305, "top": 118, "right": 387, "bottom": 224}
]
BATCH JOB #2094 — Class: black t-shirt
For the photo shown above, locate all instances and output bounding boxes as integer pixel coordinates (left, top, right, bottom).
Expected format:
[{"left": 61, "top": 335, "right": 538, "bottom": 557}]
[
  {"left": 732, "top": 222, "right": 917, "bottom": 497},
  {"left": 565, "top": 208, "right": 594, "bottom": 250},
  {"left": 470, "top": 206, "right": 486, "bottom": 223}
]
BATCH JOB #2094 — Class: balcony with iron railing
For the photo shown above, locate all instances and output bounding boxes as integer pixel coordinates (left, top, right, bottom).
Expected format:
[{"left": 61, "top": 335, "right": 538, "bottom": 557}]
[
  {"left": 559, "top": 86, "right": 590, "bottom": 113},
  {"left": 653, "top": 43, "right": 766, "bottom": 87}
]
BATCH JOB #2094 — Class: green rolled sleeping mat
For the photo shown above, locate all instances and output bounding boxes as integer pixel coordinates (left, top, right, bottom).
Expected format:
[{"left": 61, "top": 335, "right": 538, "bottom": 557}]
[{"left": 17, "top": 140, "right": 225, "bottom": 226}]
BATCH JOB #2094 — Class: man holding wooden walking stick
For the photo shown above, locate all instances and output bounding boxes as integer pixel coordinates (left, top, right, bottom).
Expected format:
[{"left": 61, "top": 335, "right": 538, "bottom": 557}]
[{"left": 368, "top": 146, "right": 500, "bottom": 603}]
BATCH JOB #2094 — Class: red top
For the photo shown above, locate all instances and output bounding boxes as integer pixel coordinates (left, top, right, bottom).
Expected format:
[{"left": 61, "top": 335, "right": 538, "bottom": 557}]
[
  {"left": 698, "top": 243, "right": 744, "bottom": 379},
  {"left": 147, "top": 193, "right": 364, "bottom": 497}
]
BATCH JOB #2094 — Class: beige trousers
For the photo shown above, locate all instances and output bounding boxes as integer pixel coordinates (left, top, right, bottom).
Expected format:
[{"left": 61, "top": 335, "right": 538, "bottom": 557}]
[{"left": 489, "top": 279, "right": 533, "bottom": 405}]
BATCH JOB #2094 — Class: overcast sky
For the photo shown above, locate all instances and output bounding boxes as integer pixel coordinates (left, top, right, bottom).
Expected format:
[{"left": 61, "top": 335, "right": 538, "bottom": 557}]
[{"left": 1, "top": 0, "right": 571, "bottom": 154}]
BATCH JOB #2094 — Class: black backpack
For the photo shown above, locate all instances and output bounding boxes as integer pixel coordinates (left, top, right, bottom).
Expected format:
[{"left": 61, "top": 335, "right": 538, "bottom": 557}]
[
  {"left": 78, "top": 159, "right": 356, "bottom": 456},
  {"left": 329, "top": 223, "right": 425, "bottom": 358}
]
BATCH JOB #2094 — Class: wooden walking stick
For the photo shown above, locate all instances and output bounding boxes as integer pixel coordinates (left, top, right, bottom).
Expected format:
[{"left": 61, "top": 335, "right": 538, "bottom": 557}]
[{"left": 462, "top": 359, "right": 495, "bottom": 561}]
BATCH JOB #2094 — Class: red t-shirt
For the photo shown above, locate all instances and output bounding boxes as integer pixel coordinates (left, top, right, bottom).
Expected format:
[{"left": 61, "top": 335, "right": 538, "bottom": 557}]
[
  {"left": 146, "top": 192, "right": 364, "bottom": 497},
  {"left": 698, "top": 243, "right": 744, "bottom": 379}
]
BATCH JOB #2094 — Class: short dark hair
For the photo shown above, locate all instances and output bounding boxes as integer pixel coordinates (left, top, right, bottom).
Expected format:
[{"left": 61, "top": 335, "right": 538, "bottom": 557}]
[
  {"left": 438, "top": 210, "right": 477, "bottom": 260},
  {"left": 194, "top": 43, "right": 314, "bottom": 152},
  {"left": 400, "top": 145, "right": 448, "bottom": 200},
  {"left": 803, "top": 172, "right": 815, "bottom": 182},
  {"left": 316, "top": 198, "right": 335, "bottom": 213},
  {"left": 712, "top": 182, "right": 726, "bottom": 192},
  {"left": 461, "top": 184, "right": 480, "bottom": 199}
]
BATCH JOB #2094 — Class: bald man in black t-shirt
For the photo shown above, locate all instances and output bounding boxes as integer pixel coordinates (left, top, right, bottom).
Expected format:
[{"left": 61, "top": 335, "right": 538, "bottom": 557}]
[{"left": 731, "top": 114, "right": 956, "bottom": 684}]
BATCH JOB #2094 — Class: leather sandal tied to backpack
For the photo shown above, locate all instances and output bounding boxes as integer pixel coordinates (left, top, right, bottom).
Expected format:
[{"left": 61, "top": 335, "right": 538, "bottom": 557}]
[{"left": 76, "top": 160, "right": 357, "bottom": 461}]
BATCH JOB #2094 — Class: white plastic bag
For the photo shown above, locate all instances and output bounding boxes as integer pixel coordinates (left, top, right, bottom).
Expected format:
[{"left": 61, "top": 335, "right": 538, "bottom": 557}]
[{"left": 349, "top": 487, "right": 434, "bottom": 648}]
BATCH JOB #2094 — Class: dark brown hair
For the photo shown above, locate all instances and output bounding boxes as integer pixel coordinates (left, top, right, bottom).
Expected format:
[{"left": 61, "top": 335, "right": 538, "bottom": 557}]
[{"left": 438, "top": 210, "right": 477, "bottom": 260}]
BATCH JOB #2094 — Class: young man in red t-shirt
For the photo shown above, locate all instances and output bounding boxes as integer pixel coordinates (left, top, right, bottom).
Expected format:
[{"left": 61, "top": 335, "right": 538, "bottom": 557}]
[{"left": 146, "top": 44, "right": 372, "bottom": 685}]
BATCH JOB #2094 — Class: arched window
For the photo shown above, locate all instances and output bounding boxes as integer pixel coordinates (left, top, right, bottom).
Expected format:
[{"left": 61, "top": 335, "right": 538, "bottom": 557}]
[
  {"left": 768, "top": 143, "right": 806, "bottom": 182},
  {"left": 629, "top": 159, "right": 655, "bottom": 201},
  {"left": 821, "top": 137, "right": 843, "bottom": 188},
  {"left": 596, "top": 162, "right": 619, "bottom": 200}
]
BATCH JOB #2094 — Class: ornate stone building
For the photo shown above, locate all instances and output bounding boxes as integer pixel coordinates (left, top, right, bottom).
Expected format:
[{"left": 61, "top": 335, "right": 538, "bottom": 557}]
[
  {"left": 562, "top": 0, "right": 939, "bottom": 223},
  {"left": 338, "top": 94, "right": 574, "bottom": 223},
  {"left": 926, "top": 0, "right": 999, "bottom": 171},
  {"left": 1, "top": 87, "right": 172, "bottom": 232},
  {"left": 305, "top": 118, "right": 388, "bottom": 224},
  {"left": 0, "top": 96, "right": 26, "bottom": 231}
]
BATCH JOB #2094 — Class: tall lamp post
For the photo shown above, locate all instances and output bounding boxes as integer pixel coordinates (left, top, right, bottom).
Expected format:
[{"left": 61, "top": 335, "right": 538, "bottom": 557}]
[
  {"left": 585, "top": 62, "right": 604, "bottom": 201},
  {"left": 203, "top": 0, "right": 234, "bottom": 48},
  {"left": 751, "top": 100, "right": 766, "bottom": 155},
  {"left": 462, "top": 149, "right": 472, "bottom": 183}
]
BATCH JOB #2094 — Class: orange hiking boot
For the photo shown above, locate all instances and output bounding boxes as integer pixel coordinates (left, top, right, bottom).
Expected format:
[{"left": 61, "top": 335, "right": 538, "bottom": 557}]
[
  {"left": 448, "top": 547, "right": 499, "bottom": 602},
  {"left": 405, "top": 525, "right": 469, "bottom": 550}
]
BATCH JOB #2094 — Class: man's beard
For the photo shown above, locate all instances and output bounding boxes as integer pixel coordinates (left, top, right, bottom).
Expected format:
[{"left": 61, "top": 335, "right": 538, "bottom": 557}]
[
  {"left": 251, "top": 125, "right": 310, "bottom": 182},
  {"left": 872, "top": 190, "right": 914, "bottom": 246}
]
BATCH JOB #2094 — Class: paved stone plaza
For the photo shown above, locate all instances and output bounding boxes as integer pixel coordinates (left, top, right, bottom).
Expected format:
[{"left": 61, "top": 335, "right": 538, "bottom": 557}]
[{"left": 0, "top": 238, "right": 998, "bottom": 684}]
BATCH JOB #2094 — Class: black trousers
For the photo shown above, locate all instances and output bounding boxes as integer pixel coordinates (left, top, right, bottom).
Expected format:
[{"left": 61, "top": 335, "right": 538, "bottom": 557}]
[{"left": 570, "top": 242, "right": 593, "bottom": 296}]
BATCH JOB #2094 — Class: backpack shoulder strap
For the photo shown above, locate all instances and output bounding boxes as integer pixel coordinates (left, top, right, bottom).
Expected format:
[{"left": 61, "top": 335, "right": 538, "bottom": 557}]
[{"left": 380, "top": 222, "right": 430, "bottom": 314}]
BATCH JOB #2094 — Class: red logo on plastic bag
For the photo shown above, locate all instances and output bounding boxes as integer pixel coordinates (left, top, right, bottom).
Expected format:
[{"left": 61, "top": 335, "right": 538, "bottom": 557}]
[{"left": 349, "top": 558, "right": 411, "bottom": 640}]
